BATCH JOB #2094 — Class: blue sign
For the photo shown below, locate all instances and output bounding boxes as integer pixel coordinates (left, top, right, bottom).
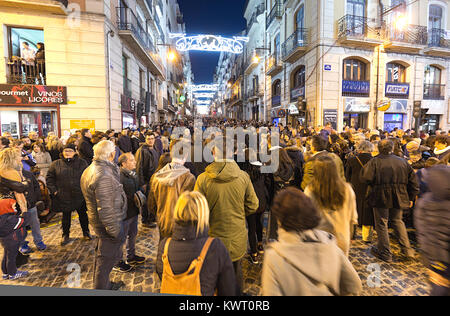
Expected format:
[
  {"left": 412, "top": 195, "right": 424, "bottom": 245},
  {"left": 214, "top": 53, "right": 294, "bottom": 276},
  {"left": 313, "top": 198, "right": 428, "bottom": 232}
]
[
  {"left": 324, "top": 64, "right": 332, "bottom": 71},
  {"left": 342, "top": 80, "right": 370, "bottom": 94},
  {"left": 385, "top": 83, "right": 410, "bottom": 96}
]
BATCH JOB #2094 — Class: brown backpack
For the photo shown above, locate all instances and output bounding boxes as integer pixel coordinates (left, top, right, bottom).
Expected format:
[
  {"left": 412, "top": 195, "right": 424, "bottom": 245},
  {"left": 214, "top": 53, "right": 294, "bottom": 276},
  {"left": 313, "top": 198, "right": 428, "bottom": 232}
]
[{"left": 160, "top": 237, "right": 215, "bottom": 296}]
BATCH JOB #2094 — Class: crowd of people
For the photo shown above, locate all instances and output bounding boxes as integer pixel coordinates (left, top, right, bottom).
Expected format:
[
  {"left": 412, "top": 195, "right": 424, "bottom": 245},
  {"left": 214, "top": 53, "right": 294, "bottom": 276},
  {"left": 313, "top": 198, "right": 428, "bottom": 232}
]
[{"left": 0, "top": 118, "right": 448, "bottom": 296}]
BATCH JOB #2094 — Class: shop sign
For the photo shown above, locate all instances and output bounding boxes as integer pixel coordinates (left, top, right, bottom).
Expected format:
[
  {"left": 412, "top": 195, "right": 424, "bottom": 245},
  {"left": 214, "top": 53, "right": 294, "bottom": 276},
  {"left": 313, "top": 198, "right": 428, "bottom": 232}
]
[
  {"left": 323, "top": 109, "right": 337, "bottom": 130},
  {"left": 344, "top": 98, "right": 371, "bottom": 112},
  {"left": 290, "top": 86, "right": 305, "bottom": 100},
  {"left": 385, "top": 83, "right": 409, "bottom": 96},
  {"left": 421, "top": 100, "right": 445, "bottom": 115},
  {"left": 342, "top": 80, "right": 370, "bottom": 94},
  {"left": 288, "top": 103, "right": 299, "bottom": 115},
  {"left": 121, "top": 94, "right": 137, "bottom": 112},
  {"left": 385, "top": 99, "right": 407, "bottom": 113},
  {"left": 70, "top": 120, "right": 95, "bottom": 131},
  {"left": 0, "top": 84, "right": 67, "bottom": 105}
]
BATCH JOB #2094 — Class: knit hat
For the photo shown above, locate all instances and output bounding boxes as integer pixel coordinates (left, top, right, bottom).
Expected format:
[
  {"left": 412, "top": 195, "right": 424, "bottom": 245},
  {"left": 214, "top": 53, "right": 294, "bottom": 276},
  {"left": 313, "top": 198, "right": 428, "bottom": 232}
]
[
  {"left": 63, "top": 143, "right": 77, "bottom": 151},
  {"left": 406, "top": 141, "right": 420, "bottom": 152}
]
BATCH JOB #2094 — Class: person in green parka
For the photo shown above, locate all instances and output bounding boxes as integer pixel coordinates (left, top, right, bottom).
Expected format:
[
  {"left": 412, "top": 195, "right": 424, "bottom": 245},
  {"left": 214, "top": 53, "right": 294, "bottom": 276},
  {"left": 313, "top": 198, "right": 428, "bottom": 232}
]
[{"left": 194, "top": 137, "right": 259, "bottom": 296}]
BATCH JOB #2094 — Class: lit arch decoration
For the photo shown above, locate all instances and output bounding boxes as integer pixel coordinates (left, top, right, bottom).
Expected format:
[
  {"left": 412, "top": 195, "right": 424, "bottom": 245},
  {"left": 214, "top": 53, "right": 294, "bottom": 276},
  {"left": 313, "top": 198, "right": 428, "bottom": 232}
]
[
  {"left": 169, "top": 33, "right": 249, "bottom": 54},
  {"left": 191, "top": 84, "right": 219, "bottom": 92},
  {"left": 193, "top": 92, "right": 215, "bottom": 98}
]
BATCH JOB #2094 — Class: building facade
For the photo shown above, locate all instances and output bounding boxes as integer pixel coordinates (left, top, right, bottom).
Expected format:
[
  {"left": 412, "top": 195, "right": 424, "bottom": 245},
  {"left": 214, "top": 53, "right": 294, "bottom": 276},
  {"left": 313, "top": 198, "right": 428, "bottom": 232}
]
[
  {"left": 215, "top": 0, "right": 450, "bottom": 132},
  {"left": 0, "top": 0, "right": 192, "bottom": 138}
]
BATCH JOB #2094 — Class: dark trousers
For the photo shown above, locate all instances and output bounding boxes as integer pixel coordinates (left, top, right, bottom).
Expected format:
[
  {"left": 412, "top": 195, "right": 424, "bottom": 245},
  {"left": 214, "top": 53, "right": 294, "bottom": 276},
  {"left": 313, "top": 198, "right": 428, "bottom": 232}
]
[
  {"left": 373, "top": 208, "right": 413, "bottom": 259},
  {"left": 233, "top": 259, "right": 243, "bottom": 296},
  {"left": 246, "top": 213, "right": 263, "bottom": 254},
  {"left": 62, "top": 209, "right": 89, "bottom": 237},
  {"left": 119, "top": 216, "right": 138, "bottom": 262},
  {"left": 268, "top": 210, "right": 278, "bottom": 241},
  {"left": 93, "top": 234, "right": 125, "bottom": 290},
  {"left": 0, "top": 229, "right": 26, "bottom": 276}
]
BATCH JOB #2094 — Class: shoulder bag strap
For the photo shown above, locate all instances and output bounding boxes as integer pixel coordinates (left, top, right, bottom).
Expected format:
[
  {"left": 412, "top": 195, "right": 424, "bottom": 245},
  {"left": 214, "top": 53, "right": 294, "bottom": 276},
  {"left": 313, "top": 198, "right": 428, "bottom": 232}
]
[
  {"left": 198, "top": 237, "right": 215, "bottom": 262},
  {"left": 355, "top": 155, "right": 365, "bottom": 168}
]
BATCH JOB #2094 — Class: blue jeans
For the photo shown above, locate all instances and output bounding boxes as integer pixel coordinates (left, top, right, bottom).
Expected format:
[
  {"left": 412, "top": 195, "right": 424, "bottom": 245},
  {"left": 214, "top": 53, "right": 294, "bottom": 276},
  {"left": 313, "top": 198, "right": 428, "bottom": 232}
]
[
  {"left": 119, "top": 216, "right": 138, "bottom": 261},
  {"left": 20, "top": 207, "right": 43, "bottom": 246}
]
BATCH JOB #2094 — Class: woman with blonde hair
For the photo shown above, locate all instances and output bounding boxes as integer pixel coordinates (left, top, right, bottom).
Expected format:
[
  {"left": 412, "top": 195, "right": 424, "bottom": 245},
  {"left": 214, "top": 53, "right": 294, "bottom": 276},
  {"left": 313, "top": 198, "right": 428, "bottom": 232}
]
[
  {"left": 156, "top": 191, "right": 236, "bottom": 296},
  {"left": 305, "top": 155, "right": 358, "bottom": 256},
  {"left": 0, "top": 148, "right": 30, "bottom": 280}
]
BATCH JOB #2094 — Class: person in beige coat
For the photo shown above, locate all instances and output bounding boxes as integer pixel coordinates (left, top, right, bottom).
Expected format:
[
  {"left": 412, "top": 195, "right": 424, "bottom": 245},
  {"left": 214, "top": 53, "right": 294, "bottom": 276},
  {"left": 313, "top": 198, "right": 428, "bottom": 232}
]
[
  {"left": 262, "top": 187, "right": 362, "bottom": 296},
  {"left": 304, "top": 155, "right": 358, "bottom": 257},
  {"left": 147, "top": 141, "right": 196, "bottom": 239},
  {"left": 31, "top": 143, "right": 52, "bottom": 181}
]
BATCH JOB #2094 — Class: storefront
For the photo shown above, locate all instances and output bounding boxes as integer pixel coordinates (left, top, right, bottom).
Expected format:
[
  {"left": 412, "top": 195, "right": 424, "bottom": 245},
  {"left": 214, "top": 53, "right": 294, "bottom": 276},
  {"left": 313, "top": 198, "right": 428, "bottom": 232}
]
[
  {"left": 0, "top": 84, "right": 66, "bottom": 137},
  {"left": 343, "top": 97, "right": 370, "bottom": 129},
  {"left": 383, "top": 99, "right": 408, "bottom": 132},
  {"left": 121, "top": 94, "right": 137, "bottom": 130},
  {"left": 420, "top": 100, "right": 444, "bottom": 133},
  {"left": 271, "top": 107, "right": 287, "bottom": 127}
]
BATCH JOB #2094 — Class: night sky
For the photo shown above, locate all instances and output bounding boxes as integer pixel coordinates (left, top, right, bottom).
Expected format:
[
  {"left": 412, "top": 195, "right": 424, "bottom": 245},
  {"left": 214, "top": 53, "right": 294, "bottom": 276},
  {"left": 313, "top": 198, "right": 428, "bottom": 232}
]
[{"left": 177, "top": 0, "right": 247, "bottom": 84}]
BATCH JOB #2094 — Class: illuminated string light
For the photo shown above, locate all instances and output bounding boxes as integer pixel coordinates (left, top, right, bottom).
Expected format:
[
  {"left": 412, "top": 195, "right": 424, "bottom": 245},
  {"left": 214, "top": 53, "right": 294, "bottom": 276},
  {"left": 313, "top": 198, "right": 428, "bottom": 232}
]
[
  {"left": 193, "top": 92, "right": 215, "bottom": 98},
  {"left": 170, "top": 33, "right": 249, "bottom": 54},
  {"left": 190, "top": 84, "right": 219, "bottom": 92}
]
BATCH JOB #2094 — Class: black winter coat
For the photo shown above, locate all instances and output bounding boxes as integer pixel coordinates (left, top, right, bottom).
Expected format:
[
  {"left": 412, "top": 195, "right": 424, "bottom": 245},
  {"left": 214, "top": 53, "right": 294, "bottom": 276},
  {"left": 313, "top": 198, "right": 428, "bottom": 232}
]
[
  {"left": 78, "top": 136, "right": 94, "bottom": 165},
  {"left": 156, "top": 223, "right": 237, "bottom": 296},
  {"left": 46, "top": 156, "right": 88, "bottom": 212},
  {"left": 361, "top": 154, "right": 419, "bottom": 210},
  {"left": 120, "top": 168, "right": 140, "bottom": 220},
  {"left": 118, "top": 135, "right": 132, "bottom": 153},
  {"left": 414, "top": 165, "right": 450, "bottom": 267},
  {"left": 286, "top": 147, "right": 305, "bottom": 189},
  {"left": 135, "top": 144, "right": 160, "bottom": 187},
  {"left": 345, "top": 153, "right": 373, "bottom": 226},
  {"left": 22, "top": 170, "right": 41, "bottom": 210}
]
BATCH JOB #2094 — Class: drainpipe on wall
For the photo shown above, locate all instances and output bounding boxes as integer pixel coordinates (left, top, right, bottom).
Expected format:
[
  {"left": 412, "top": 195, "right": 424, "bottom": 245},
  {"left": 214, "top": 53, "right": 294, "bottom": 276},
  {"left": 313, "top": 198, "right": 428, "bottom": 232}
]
[{"left": 106, "top": 28, "right": 115, "bottom": 130}]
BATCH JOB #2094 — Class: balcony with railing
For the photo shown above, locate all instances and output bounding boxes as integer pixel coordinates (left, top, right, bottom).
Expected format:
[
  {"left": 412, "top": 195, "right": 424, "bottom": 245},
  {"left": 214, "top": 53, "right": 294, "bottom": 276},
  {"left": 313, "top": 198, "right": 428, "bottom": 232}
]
[
  {"left": 384, "top": 24, "right": 427, "bottom": 53},
  {"left": 266, "top": 54, "right": 283, "bottom": 77},
  {"left": 290, "top": 85, "right": 305, "bottom": 102},
  {"left": 423, "top": 84, "right": 445, "bottom": 100},
  {"left": 5, "top": 57, "right": 46, "bottom": 85},
  {"left": 282, "top": 28, "right": 308, "bottom": 63},
  {"left": 424, "top": 28, "right": 450, "bottom": 57},
  {"left": 337, "top": 15, "right": 386, "bottom": 47},
  {"left": 342, "top": 80, "right": 370, "bottom": 97},
  {"left": 117, "top": 7, "right": 165, "bottom": 78},
  {"left": 246, "top": 3, "right": 265, "bottom": 34},
  {"left": 266, "top": 0, "right": 283, "bottom": 29},
  {"left": 272, "top": 95, "right": 281, "bottom": 107}
]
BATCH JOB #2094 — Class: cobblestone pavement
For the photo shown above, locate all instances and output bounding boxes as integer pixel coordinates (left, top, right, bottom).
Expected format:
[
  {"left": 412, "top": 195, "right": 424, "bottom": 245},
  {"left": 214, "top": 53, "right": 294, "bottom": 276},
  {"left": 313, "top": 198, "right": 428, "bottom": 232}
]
[{"left": 0, "top": 214, "right": 430, "bottom": 296}]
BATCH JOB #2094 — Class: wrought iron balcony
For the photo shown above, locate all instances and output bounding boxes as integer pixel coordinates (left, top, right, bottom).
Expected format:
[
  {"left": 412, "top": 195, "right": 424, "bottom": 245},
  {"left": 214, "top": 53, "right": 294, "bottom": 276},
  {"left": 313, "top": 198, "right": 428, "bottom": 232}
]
[
  {"left": 384, "top": 24, "right": 427, "bottom": 53},
  {"left": 246, "top": 3, "right": 265, "bottom": 34},
  {"left": 266, "top": 54, "right": 283, "bottom": 77},
  {"left": 428, "top": 28, "right": 450, "bottom": 49},
  {"left": 282, "top": 28, "right": 308, "bottom": 62},
  {"left": 5, "top": 57, "right": 46, "bottom": 85},
  {"left": 266, "top": 0, "right": 283, "bottom": 29},
  {"left": 272, "top": 95, "right": 281, "bottom": 106},
  {"left": 342, "top": 80, "right": 370, "bottom": 97},
  {"left": 338, "top": 15, "right": 386, "bottom": 47},
  {"left": 423, "top": 84, "right": 445, "bottom": 100}
]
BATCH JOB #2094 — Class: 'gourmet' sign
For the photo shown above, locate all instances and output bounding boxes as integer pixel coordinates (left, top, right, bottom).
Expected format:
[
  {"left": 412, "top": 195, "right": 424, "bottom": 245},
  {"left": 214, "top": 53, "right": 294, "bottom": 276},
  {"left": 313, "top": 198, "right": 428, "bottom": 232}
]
[{"left": 0, "top": 84, "right": 67, "bottom": 105}]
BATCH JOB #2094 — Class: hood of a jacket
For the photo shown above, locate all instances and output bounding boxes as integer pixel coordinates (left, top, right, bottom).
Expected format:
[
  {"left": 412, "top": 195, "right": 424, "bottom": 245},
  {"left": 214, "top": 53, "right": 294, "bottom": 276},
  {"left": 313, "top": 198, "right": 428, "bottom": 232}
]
[
  {"left": 154, "top": 163, "right": 191, "bottom": 186},
  {"left": 424, "top": 165, "right": 450, "bottom": 200},
  {"left": 271, "top": 229, "right": 342, "bottom": 292},
  {"left": 204, "top": 160, "right": 240, "bottom": 183}
]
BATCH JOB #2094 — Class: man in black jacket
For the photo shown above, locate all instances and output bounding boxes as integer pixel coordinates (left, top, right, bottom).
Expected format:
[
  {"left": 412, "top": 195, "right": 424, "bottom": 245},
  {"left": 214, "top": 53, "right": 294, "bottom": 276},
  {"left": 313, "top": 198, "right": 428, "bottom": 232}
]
[
  {"left": 361, "top": 139, "right": 419, "bottom": 263},
  {"left": 135, "top": 133, "right": 160, "bottom": 227},
  {"left": 118, "top": 129, "right": 133, "bottom": 154},
  {"left": 78, "top": 129, "right": 94, "bottom": 164},
  {"left": 113, "top": 153, "right": 146, "bottom": 273}
]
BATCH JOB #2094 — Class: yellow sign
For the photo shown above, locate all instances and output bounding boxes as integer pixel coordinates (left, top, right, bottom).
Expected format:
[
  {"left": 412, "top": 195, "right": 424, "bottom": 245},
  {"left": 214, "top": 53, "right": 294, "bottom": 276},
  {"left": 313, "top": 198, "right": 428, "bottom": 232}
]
[
  {"left": 70, "top": 120, "right": 95, "bottom": 131},
  {"left": 378, "top": 100, "right": 391, "bottom": 112}
]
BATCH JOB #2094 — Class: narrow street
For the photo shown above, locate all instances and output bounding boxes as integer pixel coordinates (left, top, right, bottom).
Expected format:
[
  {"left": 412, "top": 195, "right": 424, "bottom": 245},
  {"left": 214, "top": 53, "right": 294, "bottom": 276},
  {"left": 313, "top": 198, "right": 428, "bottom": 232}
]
[{"left": 0, "top": 214, "right": 430, "bottom": 296}]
